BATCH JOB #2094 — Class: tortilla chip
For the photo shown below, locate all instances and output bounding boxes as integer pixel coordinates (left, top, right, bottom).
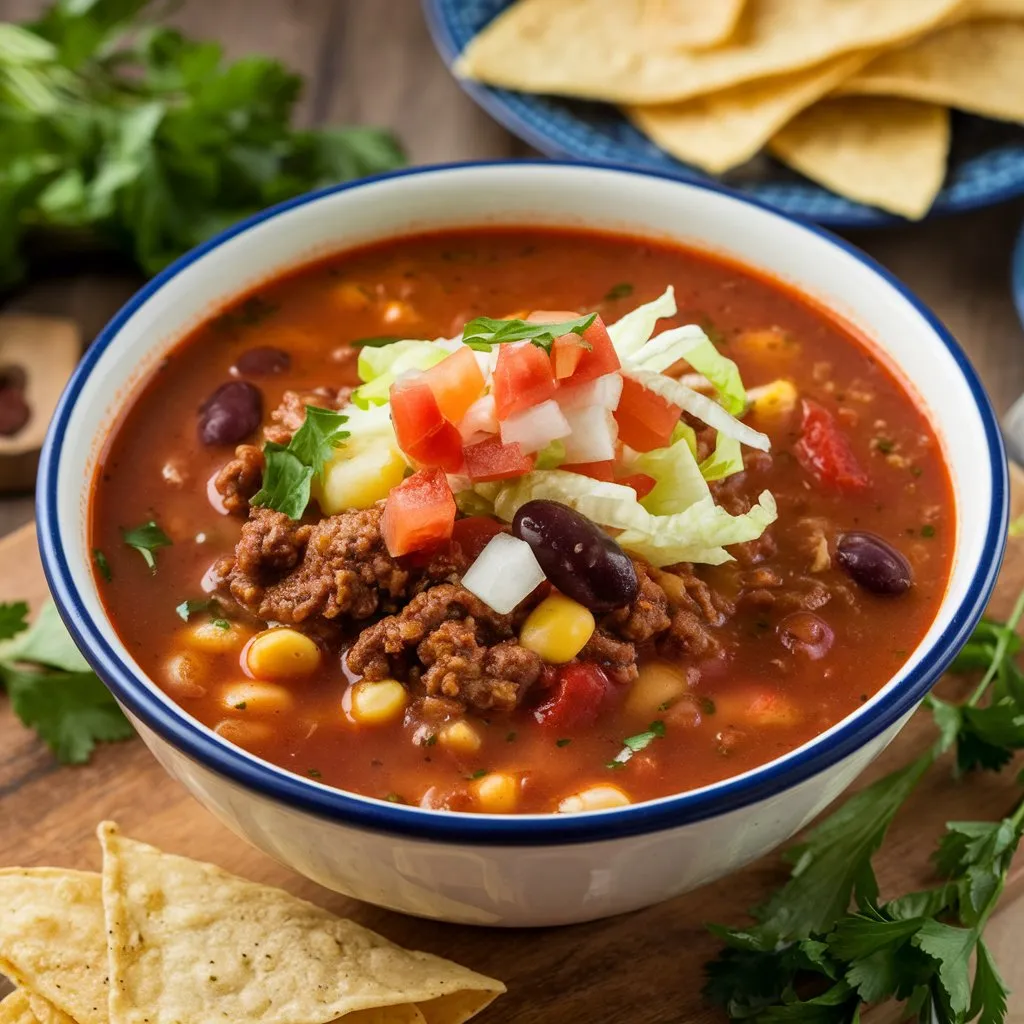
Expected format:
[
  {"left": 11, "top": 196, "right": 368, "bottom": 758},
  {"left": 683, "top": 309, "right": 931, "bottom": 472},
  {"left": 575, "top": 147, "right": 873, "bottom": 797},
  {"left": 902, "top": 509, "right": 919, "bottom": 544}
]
[
  {"left": 634, "top": 0, "right": 747, "bottom": 49},
  {"left": 0, "top": 869, "right": 108, "bottom": 1024},
  {"left": 98, "top": 823, "right": 503, "bottom": 1024},
  {"left": 24, "top": 999, "right": 76, "bottom": 1024},
  {"left": 457, "top": 0, "right": 967, "bottom": 104},
  {"left": 627, "top": 52, "right": 874, "bottom": 174},
  {"left": 0, "top": 992, "right": 41, "bottom": 1024},
  {"left": 769, "top": 97, "right": 950, "bottom": 219},
  {"left": 970, "top": 0, "right": 1024, "bottom": 13},
  {"left": 837, "top": 20, "right": 1024, "bottom": 123}
]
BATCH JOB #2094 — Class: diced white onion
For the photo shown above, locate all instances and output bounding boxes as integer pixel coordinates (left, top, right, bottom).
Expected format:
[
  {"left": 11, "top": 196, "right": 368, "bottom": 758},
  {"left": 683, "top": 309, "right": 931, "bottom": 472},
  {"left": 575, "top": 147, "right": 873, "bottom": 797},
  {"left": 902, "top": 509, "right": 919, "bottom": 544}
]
[
  {"left": 557, "top": 372, "right": 623, "bottom": 413},
  {"left": 460, "top": 394, "right": 499, "bottom": 439},
  {"left": 461, "top": 534, "right": 546, "bottom": 614},
  {"left": 561, "top": 406, "right": 618, "bottom": 463},
  {"left": 500, "top": 399, "right": 571, "bottom": 453}
]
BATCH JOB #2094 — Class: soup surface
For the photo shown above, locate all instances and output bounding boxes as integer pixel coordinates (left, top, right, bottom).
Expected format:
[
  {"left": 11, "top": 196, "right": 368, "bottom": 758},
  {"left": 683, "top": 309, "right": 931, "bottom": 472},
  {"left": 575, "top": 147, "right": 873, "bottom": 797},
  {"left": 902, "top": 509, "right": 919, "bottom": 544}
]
[{"left": 91, "top": 228, "right": 954, "bottom": 814}]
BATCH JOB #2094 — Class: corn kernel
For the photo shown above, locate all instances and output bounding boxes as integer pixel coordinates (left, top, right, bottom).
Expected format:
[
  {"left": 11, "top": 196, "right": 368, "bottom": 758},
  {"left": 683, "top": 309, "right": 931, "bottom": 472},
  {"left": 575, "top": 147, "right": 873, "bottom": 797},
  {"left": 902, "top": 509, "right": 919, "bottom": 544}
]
[
  {"left": 313, "top": 439, "right": 407, "bottom": 513},
  {"left": 163, "top": 652, "right": 207, "bottom": 699},
  {"left": 214, "top": 718, "right": 274, "bottom": 750},
  {"left": 439, "top": 719, "right": 482, "bottom": 755},
  {"left": 245, "top": 628, "right": 321, "bottom": 680},
  {"left": 219, "top": 680, "right": 294, "bottom": 716},
  {"left": 186, "top": 620, "right": 246, "bottom": 654},
  {"left": 748, "top": 379, "right": 798, "bottom": 422},
  {"left": 625, "top": 661, "right": 689, "bottom": 717},
  {"left": 349, "top": 679, "right": 408, "bottom": 726},
  {"left": 332, "top": 281, "right": 372, "bottom": 311},
  {"left": 519, "top": 594, "right": 595, "bottom": 664},
  {"left": 473, "top": 772, "right": 519, "bottom": 814},
  {"left": 558, "top": 784, "right": 632, "bottom": 813}
]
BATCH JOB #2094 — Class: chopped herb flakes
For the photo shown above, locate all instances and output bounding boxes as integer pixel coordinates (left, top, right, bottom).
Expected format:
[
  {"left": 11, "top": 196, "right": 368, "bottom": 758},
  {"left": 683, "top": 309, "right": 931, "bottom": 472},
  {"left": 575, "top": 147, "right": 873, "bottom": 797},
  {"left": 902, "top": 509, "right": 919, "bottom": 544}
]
[
  {"left": 93, "top": 549, "right": 112, "bottom": 582},
  {"left": 921, "top": 524, "right": 936, "bottom": 538},
  {"left": 555, "top": 738, "right": 572, "bottom": 747},
  {"left": 122, "top": 521, "right": 172, "bottom": 573},
  {"left": 461, "top": 313, "right": 596, "bottom": 354},
  {"left": 307, "top": 768, "right": 322, "bottom": 779},
  {"left": 604, "top": 282, "right": 634, "bottom": 301},
  {"left": 608, "top": 720, "right": 666, "bottom": 768},
  {"left": 874, "top": 437, "right": 895, "bottom": 454},
  {"left": 233, "top": 701, "right": 247, "bottom": 710},
  {"left": 175, "top": 598, "right": 215, "bottom": 622},
  {"left": 212, "top": 619, "right": 231, "bottom": 631},
  {"left": 468, "top": 769, "right": 489, "bottom": 780},
  {"left": 424, "top": 733, "right": 438, "bottom": 747}
]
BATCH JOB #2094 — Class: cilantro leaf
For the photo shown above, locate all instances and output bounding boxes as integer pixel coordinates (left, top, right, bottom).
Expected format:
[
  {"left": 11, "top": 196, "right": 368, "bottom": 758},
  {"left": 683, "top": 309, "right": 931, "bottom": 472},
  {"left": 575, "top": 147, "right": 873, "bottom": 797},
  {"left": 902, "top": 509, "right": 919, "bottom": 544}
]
[
  {"left": 250, "top": 441, "right": 314, "bottom": 520},
  {"left": 122, "top": 519, "right": 172, "bottom": 572},
  {"left": 286, "top": 406, "right": 348, "bottom": 480},
  {"left": 175, "top": 597, "right": 216, "bottom": 622},
  {"left": 461, "top": 313, "right": 596, "bottom": 353},
  {"left": 608, "top": 720, "right": 665, "bottom": 767},
  {"left": 911, "top": 922, "right": 974, "bottom": 1018},
  {"left": 969, "top": 940, "right": 1009, "bottom": 1024},
  {"left": 0, "top": 600, "right": 29, "bottom": 640},
  {"left": 92, "top": 548, "right": 112, "bottom": 582}
]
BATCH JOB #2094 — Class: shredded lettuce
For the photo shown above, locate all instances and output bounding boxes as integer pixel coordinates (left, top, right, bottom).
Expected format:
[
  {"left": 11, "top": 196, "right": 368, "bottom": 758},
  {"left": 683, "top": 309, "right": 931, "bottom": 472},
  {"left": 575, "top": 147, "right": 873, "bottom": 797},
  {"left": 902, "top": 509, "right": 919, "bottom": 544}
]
[
  {"left": 607, "top": 286, "right": 676, "bottom": 359},
  {"left": 699, "top": 433, "right": 744, "bottom": 482},
  {"left": 535, "top": 439, "right": 566, "bottom": 470},
  {"left": 631, "top": 436, "right": 709, "bottom": 516},
  {"left": 354, "top": 340, "right": 448, "bottom": 407}
]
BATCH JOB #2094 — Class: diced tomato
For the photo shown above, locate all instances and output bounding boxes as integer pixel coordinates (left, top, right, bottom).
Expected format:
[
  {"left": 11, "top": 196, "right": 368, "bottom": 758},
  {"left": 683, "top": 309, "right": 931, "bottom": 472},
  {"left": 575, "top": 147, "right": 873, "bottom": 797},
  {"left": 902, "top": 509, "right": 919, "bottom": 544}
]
[
  {"left": 390, "top": 378, "right": 464, "bottom": 472},
  {"left": 551, "top": 333, "right": 585, "bottom": 379},
  {"left": 565, "top": 315, "right": 620, "bottom": 385},
  {"left": 450, "top": 515, "right": 506, "bottom": 562},
  {"left": 463, "top": 435, "right": 536, "bottom": 481},
  {"left": 493, "top": 343, "right": 557, "bottom": 419},
  {"left": 793, "top": 399, "right": 869, "bottom": 491},
  {"left": 382, "top": 468, "right": 456, "bottom": 557},
  {"left": 617, "top": 472, "right": 657, "bottom": 499},
  {"left": 562, "top": 460, "right": 615, "bottom": 481},
  {"left": 614, "top": 376, "right": 681, "bottom": 452},
  {"left": 422, "top": 346, "right": 485, "bottom": 423},
  {"left": 534, "top": 663, "right": 614, "bottom": 731}
]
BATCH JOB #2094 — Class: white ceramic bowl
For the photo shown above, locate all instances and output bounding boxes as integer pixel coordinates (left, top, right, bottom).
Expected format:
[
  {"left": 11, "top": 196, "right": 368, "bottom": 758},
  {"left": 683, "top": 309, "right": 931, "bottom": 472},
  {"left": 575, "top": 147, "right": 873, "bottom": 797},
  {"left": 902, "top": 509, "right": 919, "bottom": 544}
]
[{"left": 39, "top": 162, "right": 1007, "bottom": 927}]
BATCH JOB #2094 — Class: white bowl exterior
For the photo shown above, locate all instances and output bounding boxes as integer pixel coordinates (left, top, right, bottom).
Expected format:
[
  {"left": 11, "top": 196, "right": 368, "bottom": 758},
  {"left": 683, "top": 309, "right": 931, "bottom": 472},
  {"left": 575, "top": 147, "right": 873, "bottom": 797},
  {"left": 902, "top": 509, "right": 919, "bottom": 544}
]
[{"left": 54, "top": 165, "right": 993, "bottom": 924}]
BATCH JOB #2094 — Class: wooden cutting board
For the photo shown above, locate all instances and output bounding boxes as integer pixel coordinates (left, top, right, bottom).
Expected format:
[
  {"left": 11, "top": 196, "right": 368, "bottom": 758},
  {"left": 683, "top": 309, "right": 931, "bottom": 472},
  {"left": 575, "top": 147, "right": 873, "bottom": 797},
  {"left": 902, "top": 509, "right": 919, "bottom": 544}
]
[{"left": 2, "top": 489, "right": 1024, "bottom": 1023}]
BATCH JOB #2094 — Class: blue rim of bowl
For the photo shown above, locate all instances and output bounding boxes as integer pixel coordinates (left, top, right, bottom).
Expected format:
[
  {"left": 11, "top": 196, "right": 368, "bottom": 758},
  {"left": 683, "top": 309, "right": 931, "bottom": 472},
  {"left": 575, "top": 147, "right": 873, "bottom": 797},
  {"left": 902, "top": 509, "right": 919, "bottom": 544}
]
[
  {"left": 1013, "top": 223, "right": 1024, "bottom": 330},
  {"left": 38, "top": 160, "right": 1008, "bottom": 846},
  {"left": 421, "top": 0, "right": 1024, "bottom": 230}
]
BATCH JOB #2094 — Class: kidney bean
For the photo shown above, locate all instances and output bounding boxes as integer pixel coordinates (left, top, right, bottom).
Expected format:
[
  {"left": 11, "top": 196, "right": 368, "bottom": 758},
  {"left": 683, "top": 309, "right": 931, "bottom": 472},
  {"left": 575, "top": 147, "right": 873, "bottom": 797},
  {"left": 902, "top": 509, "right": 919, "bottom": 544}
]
[
  {"left": 512, "top": 499, "right": 638, "bottom": 612},
  {"left": 198, "top": 382, "right": 262, "bottom": 446},
  {"left": 836, "top": 531, "right": 913, "bottom": 595},
  {"left": 233, "top": 346, "right": 290, "bottom": 377},
  {"left": 778, "top": 611, "right": 834, "bottom": 660}
]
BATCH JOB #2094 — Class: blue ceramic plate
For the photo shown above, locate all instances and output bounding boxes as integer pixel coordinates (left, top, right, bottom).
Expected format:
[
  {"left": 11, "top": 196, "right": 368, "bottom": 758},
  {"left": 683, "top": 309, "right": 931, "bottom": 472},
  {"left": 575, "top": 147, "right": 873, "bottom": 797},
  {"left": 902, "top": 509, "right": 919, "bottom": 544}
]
[{"left": 423, "top": 0, "right": 1024, "bottom": 228}]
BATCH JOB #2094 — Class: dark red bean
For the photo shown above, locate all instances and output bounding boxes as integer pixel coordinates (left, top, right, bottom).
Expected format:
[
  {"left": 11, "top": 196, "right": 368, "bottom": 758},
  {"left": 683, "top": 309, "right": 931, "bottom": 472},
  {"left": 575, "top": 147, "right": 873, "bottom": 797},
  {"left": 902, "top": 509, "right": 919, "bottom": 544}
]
[
  {"left": 0, "top": 385, "right": 29, "bottom": 436},
  {"left": 233, "top": 346, "right": 290, "bottom": 377},
  {"left": 778, "top": 611, "right": 834, "bottom": 660},
  {"left": 512, "top": 499, "right": 638, "bottom": 612},
  {"left": 836, "top": 531, "right": 913, "bottom": 595},
  {"left": 198, "top": 382, "right": 262, "bottom": 446}
]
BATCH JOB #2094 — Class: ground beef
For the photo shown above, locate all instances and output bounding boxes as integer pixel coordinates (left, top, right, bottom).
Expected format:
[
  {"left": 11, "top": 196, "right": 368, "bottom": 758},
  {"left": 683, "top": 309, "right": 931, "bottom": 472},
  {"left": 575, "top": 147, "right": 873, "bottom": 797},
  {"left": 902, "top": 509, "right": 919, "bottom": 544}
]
[
  {"left": 264, "top": 386, "right": 353, "bottom": 445},
  {"left": 739, "top": 576, "right": 833, "bottom": 615},
  {"left": 212, "top": 444, "right": 263, "bottom": 515},
  {"left": 602, "top": 561, "right": 671, "bottom": 642},
  {"left": 579, "top": 629, "right": 638, "bottom": 685}
]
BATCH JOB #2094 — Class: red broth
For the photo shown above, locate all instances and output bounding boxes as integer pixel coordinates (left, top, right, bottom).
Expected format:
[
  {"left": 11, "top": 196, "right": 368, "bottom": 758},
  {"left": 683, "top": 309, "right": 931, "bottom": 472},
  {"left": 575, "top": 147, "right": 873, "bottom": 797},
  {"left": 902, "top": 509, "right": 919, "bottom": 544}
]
[{"left": 90, "top": 228, "right": 954, "bottom": 814}]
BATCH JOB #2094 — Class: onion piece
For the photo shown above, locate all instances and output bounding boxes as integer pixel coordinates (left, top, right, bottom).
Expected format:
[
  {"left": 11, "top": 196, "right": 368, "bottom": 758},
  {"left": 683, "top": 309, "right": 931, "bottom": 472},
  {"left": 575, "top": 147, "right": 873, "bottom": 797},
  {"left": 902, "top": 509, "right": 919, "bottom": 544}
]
[
  {"left": 561, "top": 406, "right": 618, "bottom": 462},
  {"left": 500, "top": 399, "right": 571, "bottom": 453},
  {"left": 557, "top": 372, "right": 623, "bottom": 413},
  {"left": 461, "top": 533, "right": 546, "bottom": 614},
  {"left": 460, "top": 394, "right": 499, "bottom": 440}
]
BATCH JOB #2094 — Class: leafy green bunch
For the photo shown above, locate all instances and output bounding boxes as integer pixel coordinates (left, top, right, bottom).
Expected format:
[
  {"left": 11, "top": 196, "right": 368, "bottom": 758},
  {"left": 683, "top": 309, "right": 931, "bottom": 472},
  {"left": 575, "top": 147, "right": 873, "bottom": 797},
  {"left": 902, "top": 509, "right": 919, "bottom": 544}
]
[
  {"left": 704, "top": 590, "right": 1024, "bottom": 1024},
  {"left": 0, "top": 0, "right": 405, "bottom": 288}
]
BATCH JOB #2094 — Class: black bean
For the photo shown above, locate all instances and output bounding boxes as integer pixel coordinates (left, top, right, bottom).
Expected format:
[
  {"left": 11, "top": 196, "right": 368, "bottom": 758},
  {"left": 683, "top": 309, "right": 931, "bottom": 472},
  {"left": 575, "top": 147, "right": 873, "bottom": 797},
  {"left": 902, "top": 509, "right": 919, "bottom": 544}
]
[
  {"left": 233, "top": 346, "right": 290, "bottom": 377},
  {"left": 512, "top": 499, "right": 638, "bottom": 613},
  {"left": 778, "top": 611, "right": 834, "bottom": 660},
  {"left": 0, "top": 385, "right": 29, "bottom": 436},
  {"left": 836, "top": 531, "right": 913, "bottom": 596},
  {"left": 198, "top": 381, "right": 262, "bottom": 446}
]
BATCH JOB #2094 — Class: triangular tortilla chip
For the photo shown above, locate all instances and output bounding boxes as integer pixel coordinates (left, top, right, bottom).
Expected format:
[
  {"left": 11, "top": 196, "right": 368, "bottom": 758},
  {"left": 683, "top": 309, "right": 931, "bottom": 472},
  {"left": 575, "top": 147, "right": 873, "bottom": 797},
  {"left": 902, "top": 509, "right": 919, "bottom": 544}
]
[
  {"left": 627, "top": 51, "right": 874, "bottom": 174},
  {"left": 98, "top": 823, "right": 503, "bottom": 1024},
  {"left": 0, "top": 869, "right": 108, "bottom": 1024},
  {"left": 0, "top": 992, "right": 41, "bottom": 1024},
  {"left": 24, "top": 999, "right": 76, "bottom": 1024},
  {"left": 457, "top": 0, "right": 966, "bottom": 104},
  {"left": 837, "top": 20, "right": 1024, "bottom": 123},
  {"left": 769, "top": 97, "right": 950, "bottom": 219}
]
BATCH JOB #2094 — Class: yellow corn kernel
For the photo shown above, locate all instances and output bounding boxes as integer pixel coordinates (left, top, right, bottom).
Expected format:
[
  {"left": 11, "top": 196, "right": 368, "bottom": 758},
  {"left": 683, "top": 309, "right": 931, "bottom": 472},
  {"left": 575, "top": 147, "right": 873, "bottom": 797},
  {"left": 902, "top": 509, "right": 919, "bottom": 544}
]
[
  {"left": 748, "top": 379, "right": 798, "bottom": 423},
  {"left": 519, "top": 594, "right": 595, "bottom": 664},
  {"left": 736, "top": 327, "right": 799, "bottom": 358},
  {"left": 245, "top": 628, "right": 321, "bottom": 680},
  {"left": 349, "top": 679, "right": 408, "bottom": 726},
  {"left": 214, "top": 718, "right": 274, "bottom": 750},
  {"left": 473, "top": 772, "right": 519, "bottom": 814},
  {"left": 331, "top": 281, "right": 372, "bottom": 311},
  {"left": 163, "top": 652, "right": 207, "bottom": 699},
  {"left": 624, "top": 660, "right": 689, "bottom": 717},
  {"left": 186, "top": 620, "right": 246, "bottom": 654},
  {"left": 219, "top": 680, "right": 294, "bottom": 716},
  {"left": 558, "top": 785, "right": 632, "bottom": 814},
  {"left": 439, "top": 719, "right": 482, "bottom": 755}
]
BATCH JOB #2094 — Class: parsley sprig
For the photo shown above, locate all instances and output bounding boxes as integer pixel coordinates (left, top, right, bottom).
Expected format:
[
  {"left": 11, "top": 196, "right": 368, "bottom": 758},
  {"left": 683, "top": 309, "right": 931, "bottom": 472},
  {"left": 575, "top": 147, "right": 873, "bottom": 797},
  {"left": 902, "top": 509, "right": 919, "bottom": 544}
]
[
  {"left": 703, "top": 589, "right": 1024, "bottom": 1024},
  {"left": 461, "top": 313, "right": 596, "bottom": 353}
]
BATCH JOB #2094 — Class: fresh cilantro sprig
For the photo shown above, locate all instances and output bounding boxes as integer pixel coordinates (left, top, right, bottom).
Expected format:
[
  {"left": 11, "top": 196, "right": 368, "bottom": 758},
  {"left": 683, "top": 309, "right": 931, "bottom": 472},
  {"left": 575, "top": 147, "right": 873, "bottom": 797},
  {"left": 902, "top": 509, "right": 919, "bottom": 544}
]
[
  {"left": 122, "top": 519, "right": 171, "bottom": 572},
  {"left": 703, "top": 589, "right": 1024, "bottom": 1024},
  {"left": 461, "top": 313, "right": 596, "bottom": 353},
  {"left": 251, "top": 405, "right": 348, "bottom": 520},
  {"left": 0, "top": 0, "right": 404, "bottom": 289},
  {"left": 607, "top": 720, "right": 665, "bottom": 769},
  {"left": 0, "top": 600, "right": 133, "bottom": 763}
]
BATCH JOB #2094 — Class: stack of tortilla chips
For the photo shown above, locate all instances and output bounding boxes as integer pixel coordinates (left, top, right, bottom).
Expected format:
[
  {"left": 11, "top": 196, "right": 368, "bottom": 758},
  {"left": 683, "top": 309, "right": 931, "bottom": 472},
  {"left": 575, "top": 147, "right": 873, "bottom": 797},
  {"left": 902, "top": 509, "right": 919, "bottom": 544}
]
[
  {"left": 0, "top": 823, "right": 504, "bottom": 1024},
  {"left": 457, "top": 0, "right": 1024, "bottom": 218}
]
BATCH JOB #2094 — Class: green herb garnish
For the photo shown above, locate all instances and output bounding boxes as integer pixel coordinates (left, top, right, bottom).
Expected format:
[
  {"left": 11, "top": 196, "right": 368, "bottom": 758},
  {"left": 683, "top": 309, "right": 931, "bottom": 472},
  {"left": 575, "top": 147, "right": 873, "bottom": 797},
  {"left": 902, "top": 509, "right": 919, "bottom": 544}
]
[
  {"left": 874, "top": 437, "right": 895, "bottom": 454},
  {"left": 922, "top": 524, "right": 936, "bottom": 539},
  {"left": 92, "top": 549, "right": 112, "bottom": 582},
  {"left": 122, "top": 520, "right": 172, "bottom": 573},
  {"left": 469, "top": 769, "right": 489, "bottom": 780},
  {"left": 425, "top": 733, "right": 438, "bottom": 747},
  {"left": 233, "top": 701, "right": 247, "bottom": 711},
  {"left": 461, "top": 313, "right": 596, "bottom": 353},
  {"left": 608, "top": 720, "right": 666, "bottom": 768},
  {"left": 175, "top": 598, "right": 214, "bottom": 622},
  {"left": 250, "top": 405, "right": 349, "bottom": 520},
  {"left": 556, "top": 737, "right": 572, "bottom": 747},
  {"left": 0, "top": 601, "right": 29, "bottom": 641},
  {"left": 307, "top": 768, "right": 322, "bottom": 779},
  {"left": 212, "top": 618, "right": 231, "bottom": 631},
  {"left": 604, "top": 282, "right": 634, "bottom": 301}
]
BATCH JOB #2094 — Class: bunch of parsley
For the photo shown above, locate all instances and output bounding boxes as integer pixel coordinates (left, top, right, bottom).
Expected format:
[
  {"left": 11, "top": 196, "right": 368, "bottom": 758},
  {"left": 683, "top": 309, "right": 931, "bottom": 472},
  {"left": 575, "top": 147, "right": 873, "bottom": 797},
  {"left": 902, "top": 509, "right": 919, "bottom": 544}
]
[
  {"left": 704, "top": 589, "right": 1024, "bottom": 1024},
  {"left": 0, "top": 0, "right": 405, "bottom": 289}
]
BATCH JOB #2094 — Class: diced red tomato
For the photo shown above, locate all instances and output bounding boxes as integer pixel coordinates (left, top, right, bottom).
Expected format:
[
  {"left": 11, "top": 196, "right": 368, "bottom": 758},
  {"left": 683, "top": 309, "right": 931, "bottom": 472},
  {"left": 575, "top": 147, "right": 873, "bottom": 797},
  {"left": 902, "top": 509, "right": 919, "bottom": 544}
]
[
  {"left": 492, "top": 343, "right": 557, "bottom": 419},
  {"left": 463, "top": 435, "right": 536, "bottom": 481},
  {"left": 565, "top": 316, "right": 620, "bottom": 385},
  {"left": 551, "top": 333, "right": 585, "bottom": 379},
  {"left": 793, "top": 399, "right": 869, "bottom": 491},
  {"left": 390, "top": 378, "right": 464, "bottom": 472},
  {"left": 614, "top": 376, "right": 681, "bottom": 452},
  {"left": 617, "top": 472, "right": 657, "bottom": 499},
  {"left": 382, "top": 468, "right": 456, "bottom": 557},
  {"left": 534, "top": 663, "right": 614, "bottom": 731},
  {"left": 450, "top": 515, "right": 506, "bottom": 562},
  {"left": 422, "top": 346, "right": 485, "bottom": 423},
  {"left": 562, "top": 460, "right": 615, "bottom": 481}
]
